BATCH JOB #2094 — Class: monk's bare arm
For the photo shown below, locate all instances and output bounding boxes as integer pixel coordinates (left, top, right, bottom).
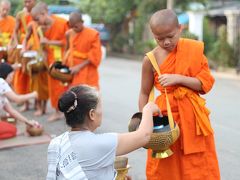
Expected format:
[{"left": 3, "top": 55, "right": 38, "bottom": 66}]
[
  {"left": 12, "top": 13, "right": 21, "bottom": 45},
  {"left": 176, "top": 75, "right": 202, "bottom": 91},
  {"left": 22, "top": 23, "right": 33, "bottom": 51},
  {"left": 139, "top": 56, "right": 154, "bottom": 111},
  {"left": 65, "top": 30, "right": 70, "bottom": 51}
]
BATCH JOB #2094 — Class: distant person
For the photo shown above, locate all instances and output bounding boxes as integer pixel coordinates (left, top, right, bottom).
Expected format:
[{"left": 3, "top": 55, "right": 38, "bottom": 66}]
[
  {"left": 0, "top": 0, "right": 15, "bottom": 51},
  {"left": 0, "top": 62, "right": 39, "bottom": 139},
  {"left": 47, "top": 84, "right": 161, "bottom": 179},
  {"left": 138, "top": 9, "right": 220, "bottom": 179},
  {"left": 65, "top": 12, "right": 102, "bottom": 89}
]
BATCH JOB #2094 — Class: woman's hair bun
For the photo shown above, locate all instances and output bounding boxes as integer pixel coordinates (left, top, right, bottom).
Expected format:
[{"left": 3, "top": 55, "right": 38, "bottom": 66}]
[{"left": 58, "top": 91, "right": 76, "bottom": 113}]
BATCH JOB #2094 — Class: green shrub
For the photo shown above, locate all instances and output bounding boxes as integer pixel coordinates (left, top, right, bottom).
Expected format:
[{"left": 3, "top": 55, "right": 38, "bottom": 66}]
[
  {"left": 208, "top": 25, "right": 236, "bottom": 67},
  {"left": 181, "top": 30, "right": 198, "bottom": 40}
]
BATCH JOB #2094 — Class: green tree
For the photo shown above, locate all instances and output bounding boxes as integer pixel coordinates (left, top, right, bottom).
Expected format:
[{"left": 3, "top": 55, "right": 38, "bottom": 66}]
[{"left": 208, "top": 25, "right": 236, "bottom": 67}]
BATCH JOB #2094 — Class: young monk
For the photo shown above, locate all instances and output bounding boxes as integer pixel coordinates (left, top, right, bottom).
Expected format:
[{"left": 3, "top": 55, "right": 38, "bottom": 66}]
[
  {"left": 30, "top": 2, "right": 68, "bottom": 122},
  {"left": 10, "top": 0, "right": 36, "bottom": 112},
  {"left": 138, "top": 9, "right": 220, "bottom": 179},
  {"left": 21, "top": 21, "right": 49, "bottom": 116},
  {"left": 47, "top": 84, "right": 161, "bottom": 179},
  {"left": 0, "top": 0, "right": 15, "bottom": 61},
  {"left": 65, "top": 12, "right": 102, "bottom": 89}
]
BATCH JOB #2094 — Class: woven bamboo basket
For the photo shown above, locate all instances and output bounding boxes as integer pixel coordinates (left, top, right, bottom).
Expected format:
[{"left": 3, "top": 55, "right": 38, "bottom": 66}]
[
  {"left": 49, "top": 61, "right": 73, "bottom": 83},
  {"left": 128, "top": 112, "right": 180, "bottom": 158}
]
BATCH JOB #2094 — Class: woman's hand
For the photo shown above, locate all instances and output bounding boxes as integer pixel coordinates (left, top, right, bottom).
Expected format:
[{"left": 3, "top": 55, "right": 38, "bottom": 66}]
[
  {"left": 26, "top": 119, "right": 41, "bottom": 127},
  {"left": 143, "top": 102, "right": 162, "bottom": 117}
]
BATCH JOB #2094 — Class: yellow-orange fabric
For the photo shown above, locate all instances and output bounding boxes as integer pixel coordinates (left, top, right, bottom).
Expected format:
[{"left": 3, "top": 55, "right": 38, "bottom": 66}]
[
  {"left": 44, "top": 15, "right": 68, "bottom": 108},
  {"left": 66, "top": 27, "right": 102, "bottom": 88},
  {"left": 0, "top": 16, "right": 15, "bottom": 46},
  {"left": 146, "top": 38, "right": 220, "bottom": 180},
  {"left": 13, "top": 12, "right": 32, "bottom": 94}
]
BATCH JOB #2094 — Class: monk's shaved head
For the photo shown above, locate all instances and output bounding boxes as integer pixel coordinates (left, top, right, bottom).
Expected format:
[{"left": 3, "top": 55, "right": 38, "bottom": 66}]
[
  {"left": 0, "top": 0, "right": 11, "bottom": 18},
  {"left": 69, "top": 12, "right": 84, "bottom": 32},
  {"left": 150, "top": 9, "right": 179, "bottom": 31},
  {"left": 31, "top": 1, "right": 48, "bottom": 15},
  {"left": 69, "top": 12, "right": 83, "bottom": 24},
  {"left": 0, "top": 0, "right": 11, "bottom": 7}
]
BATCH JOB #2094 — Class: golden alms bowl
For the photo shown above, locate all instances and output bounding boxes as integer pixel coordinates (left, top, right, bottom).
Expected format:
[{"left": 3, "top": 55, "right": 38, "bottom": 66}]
[
  {"left": 26, "top": 124, "right": 44, "bottom": 136},
  {"left": 49, "top": 61, "right": 73, "bottom": 83},
  {"left": 128, "top": 112, "right": 180, "bottom": 158},
  {"left": 114, "top": 156, "right": 128, "bottom": 169}
]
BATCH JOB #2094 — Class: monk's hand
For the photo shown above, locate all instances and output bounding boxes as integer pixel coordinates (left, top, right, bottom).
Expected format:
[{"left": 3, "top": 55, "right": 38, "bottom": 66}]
[
  {"left": 158, "top": 74, "right": 181, "bottom": 87},
  {"left": 40, "top": 37, "right": 49, "bottom": 45},
  {"left": 70, "top": 65, "right": 82, "bottom": 75},
  {"left": 32, "top": 91, "right": 38, "bottom": 99}
]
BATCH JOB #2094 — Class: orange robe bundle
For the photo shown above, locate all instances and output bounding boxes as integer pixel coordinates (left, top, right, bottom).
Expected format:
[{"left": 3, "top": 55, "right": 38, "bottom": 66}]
[
  {"left": 44, "top": 15, "right": 68, "bottom": 108},
  {"left": 67, "top": 27, "right": 102, "bottom": 88},
  {"left": 0, "top": 15, "right": 15, "bottom": 46},
  {"left": 13, "top": 12, "right": 32, "bottom": 95},
  {"left": 146, "top": 38, "right": 220, "bottom": 180}
]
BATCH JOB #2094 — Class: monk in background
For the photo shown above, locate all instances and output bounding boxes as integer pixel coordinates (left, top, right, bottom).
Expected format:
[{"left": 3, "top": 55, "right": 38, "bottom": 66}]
[
  {"left": 11, "top": 0, "right": 36, "bottom": 112},
  {"left": 0, "top": 0, "right": 15, "bottom": 62},
  {"left": 31, "top": 2, "right": 68, "bottom": 122},
  {"left": 65, "top": 12, "right": 102, "bottom": 89},
  {"left": 138, "top": 9, "right": 220, "bottom": 179}
]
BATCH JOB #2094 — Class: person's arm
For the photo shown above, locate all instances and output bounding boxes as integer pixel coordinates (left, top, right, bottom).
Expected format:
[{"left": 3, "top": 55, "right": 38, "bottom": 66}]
[
  {"left": 21, "top": 23, "right": 33, "bottom": 53},
  {"left": 5, "top": 90, "right": 37, "bottom": 104},
  {"left": 70, "top": 60, "right": 90, "bottom": 75},
  {"left": 116, "top": 102, "right": 161, "bottom": 156},
  {"left": 11, "top": 13, "right": 21, "bottom": 47},
  {"left": 40, "top": 37, "right": 63, "bottom": 46},
  {"left": 3, "top": 102, "right": 37, "bottom": 126},
  {"left": 138, "top": 56, "right": 154, "bottom": 111},
  {"left": 158, "top": 74, "right": 203, "bottom": 91}
]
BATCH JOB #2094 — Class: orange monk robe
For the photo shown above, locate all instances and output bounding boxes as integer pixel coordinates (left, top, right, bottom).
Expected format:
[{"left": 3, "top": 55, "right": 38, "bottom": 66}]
[
  {"left": 44, "top": 15, "right": 68, "bottom": 108},
  {"left": 29, "top": 22, "right": 49, "bottom": 101},
  {"left": 0, "top": 15, "right": 15, "bottom": 61},
  {"left": 67, "top": 27, "right": 102, "bottom": 88},
  {"left": 13, "top": 12, "right": 32, "bottom": 95},
  {"left": 146, "top": 38, "right": 220, "bottom": 180},
  {"left": 0, "top": 15, "right": 15, "bottom": 46}
]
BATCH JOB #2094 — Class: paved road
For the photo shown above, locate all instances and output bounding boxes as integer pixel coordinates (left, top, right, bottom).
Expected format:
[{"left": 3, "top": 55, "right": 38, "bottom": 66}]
[{"left": 0, "top": 56, "right": 240, "bottom": 180}]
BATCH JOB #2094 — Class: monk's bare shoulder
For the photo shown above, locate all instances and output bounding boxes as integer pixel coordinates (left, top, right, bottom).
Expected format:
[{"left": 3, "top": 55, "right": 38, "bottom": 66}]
[{"left": 142, "top": 54, "right": 154, "bottom": 73}]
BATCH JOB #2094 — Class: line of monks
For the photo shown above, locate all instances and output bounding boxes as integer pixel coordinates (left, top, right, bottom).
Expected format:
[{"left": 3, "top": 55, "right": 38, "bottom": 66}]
[{"left": 0, "top": 0, "right": 102, "bottom": 122}]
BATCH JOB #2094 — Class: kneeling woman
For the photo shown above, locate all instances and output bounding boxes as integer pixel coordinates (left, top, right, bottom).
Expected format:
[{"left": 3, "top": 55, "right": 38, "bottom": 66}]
[
  {"left": 47, "top": 85, "right": 161, "bottom": 179},
  {"left": 0, "top": 63, "right": 39, "bottom": 139}
]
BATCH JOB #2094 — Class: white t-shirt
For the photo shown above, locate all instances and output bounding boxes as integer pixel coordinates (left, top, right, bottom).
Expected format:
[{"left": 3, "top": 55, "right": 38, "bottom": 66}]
[
  {"left": 55, "top": 131, "right": 118, "bottom": 180},
  {"left": 0, "top": 78, "right": 11, "bottom": 111}
]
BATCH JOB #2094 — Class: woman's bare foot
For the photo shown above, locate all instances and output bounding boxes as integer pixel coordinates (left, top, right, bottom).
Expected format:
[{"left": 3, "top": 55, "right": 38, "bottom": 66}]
[{"left": 47, "top": 111, "right": 64, "bottom": 122}]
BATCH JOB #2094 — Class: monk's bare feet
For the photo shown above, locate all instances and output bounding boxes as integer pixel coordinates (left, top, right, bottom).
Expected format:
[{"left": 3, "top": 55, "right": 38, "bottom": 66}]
[
  {"left": 47, "top": 111, "right": 64, "bottom": 122},
  {"left": 19, "top": 104, "right": 29, "bottom": 112},
  {"left": 34, "top": 109, "right": 45, "bottom": 116}
]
